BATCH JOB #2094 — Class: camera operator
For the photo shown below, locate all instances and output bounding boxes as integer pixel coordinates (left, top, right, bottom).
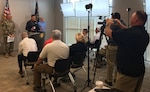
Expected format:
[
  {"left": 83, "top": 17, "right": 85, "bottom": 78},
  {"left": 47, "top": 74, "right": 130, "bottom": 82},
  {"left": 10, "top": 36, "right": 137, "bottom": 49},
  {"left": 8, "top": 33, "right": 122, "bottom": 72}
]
[
  {"left": 105, "top": 11, "right": 149, "bottom": 92},
  {"left": 104, "top": 12, "right": 127, "bottom": 86}
]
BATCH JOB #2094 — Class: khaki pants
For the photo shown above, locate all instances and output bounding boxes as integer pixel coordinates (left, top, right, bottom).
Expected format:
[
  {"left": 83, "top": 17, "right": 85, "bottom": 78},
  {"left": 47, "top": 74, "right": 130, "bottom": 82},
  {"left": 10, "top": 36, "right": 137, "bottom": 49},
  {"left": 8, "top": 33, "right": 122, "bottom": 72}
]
[
  {"left": 106, "top": 45, "right": 117, "bottom": 82},
  {"left": 34, "top": 64, "right": 54, "bottom": 87},
  {"left": 114, "top": 72, "right": 144, "bottom": 92}
]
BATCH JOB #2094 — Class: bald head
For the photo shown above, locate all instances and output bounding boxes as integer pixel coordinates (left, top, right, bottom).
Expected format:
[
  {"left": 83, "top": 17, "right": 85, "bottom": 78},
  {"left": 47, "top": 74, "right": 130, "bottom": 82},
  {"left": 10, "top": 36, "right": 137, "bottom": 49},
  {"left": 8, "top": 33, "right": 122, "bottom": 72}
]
[
  {"left": 21, "top": 32, "right": 28, "bottom": 39},
  {"left": 130, "top": 11, "right": 147, "bottom": 26}
]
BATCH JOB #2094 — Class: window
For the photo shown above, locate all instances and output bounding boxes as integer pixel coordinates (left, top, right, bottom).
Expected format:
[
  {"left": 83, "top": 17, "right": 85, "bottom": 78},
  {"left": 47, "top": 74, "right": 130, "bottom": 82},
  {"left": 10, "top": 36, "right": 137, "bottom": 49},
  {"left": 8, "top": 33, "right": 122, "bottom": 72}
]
[{"left": 62, "top": 0, "right": 112, "bottom": 45}]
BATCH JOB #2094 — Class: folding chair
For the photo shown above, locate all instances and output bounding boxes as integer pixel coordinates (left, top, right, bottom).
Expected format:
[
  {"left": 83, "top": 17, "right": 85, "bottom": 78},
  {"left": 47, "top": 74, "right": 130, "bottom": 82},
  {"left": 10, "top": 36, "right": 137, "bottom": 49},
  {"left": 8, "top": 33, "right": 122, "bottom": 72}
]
[
  {"left": 23, "top": 51, "right": 40, "bottom": 85},
  {"left": 47, "top": 58, "right": 77, "bottom": 92},
  {"left": 90, "top": 40, "right": 107, "bottom": 69},
  {"left": 70, "top": 52, "right": 87, "bottom": 77}
]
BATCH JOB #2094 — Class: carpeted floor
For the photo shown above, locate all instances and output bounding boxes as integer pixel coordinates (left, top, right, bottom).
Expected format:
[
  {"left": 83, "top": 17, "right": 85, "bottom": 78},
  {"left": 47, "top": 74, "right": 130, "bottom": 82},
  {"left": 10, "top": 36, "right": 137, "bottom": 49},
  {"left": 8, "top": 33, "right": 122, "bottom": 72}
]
[{"left": 0, "top": 52, "right": 150, "bottom": 92}]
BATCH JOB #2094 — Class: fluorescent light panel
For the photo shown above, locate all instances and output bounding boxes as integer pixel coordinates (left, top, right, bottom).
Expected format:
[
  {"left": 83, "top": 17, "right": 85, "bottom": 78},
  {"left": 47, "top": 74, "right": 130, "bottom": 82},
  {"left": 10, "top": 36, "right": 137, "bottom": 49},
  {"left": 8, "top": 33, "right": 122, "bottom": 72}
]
[
  {"left": 75, "top": 1, "right": 91, "bottom": 17},
  {"left": 60, "top": 3, "right": 75, "bottom": 16},
  {"left": 92, "top": 0, "right": 109, "bottom": 16},
  {"left": 61, "top": 0, "right": 109, "bottom": 17}
]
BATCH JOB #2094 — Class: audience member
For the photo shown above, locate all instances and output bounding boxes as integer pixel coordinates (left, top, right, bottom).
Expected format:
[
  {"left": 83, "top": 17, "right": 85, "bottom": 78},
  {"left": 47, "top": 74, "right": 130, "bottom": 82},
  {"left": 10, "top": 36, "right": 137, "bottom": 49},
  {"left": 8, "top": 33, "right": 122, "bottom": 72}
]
[
  {"left": 17, "top": 32, "right": 38, "bottom": 75},
  {"left": 1, "top": 15, "right": 15, "bottom": 58},
  {"left": 26, "top": 15, "right": 44, "bottom": 51},
  {"left": 82, "top": 28, "right": 88, "bottom": 43},
  {"left": 105, "top": 12, "right": 126, "bottom": 86},
  {"left": 90, "top": 27, "right": 100, "bottom": 44},
  {"left": 105, "top": 11, "right": 149, "bottom": 92},
  {"left": 89, "top": 27, "right": 108, "bottom": 49},
  {"left": 43, "top": 37, "right": 53, "bottom": 47},
  {"left": 25, "top": 14, "right": 39, "bottom": 36},
  {"left": 69, "top": 33, "right": 87, "bottom": 57},
  {"left": 33, "top": 29, "right": 69, "bottom": 91}
]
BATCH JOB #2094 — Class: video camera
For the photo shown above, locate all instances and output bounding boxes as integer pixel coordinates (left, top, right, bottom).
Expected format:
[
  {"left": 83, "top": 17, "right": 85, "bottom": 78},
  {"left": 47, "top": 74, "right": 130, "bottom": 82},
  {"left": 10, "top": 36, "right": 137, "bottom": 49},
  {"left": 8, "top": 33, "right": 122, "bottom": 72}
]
[
  {"left": 97, "top": 16, "right": 107, "bottom": 33},
  {"left": 97, "top": 16, "right": 106, "bottom": 25}
]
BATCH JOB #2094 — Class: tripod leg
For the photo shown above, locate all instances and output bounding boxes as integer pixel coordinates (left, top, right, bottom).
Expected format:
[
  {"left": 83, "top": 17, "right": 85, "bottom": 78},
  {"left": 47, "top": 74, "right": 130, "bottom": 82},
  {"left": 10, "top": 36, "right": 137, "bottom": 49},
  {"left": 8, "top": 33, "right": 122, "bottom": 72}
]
[
  {"left": 80, "top": 79, "right": 92, "bottom": 92},
  {"left": 92, "top": 58, "right": 98, "bottom": 84}
]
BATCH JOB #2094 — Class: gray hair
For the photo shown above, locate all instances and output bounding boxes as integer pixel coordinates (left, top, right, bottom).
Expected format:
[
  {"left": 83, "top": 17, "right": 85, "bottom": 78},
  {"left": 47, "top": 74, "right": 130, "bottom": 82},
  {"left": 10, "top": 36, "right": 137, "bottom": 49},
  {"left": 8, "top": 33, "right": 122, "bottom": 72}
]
[
  {"left": 51, "top": 29, "right": 61, "bottom": 40},
  {"left": 21, "top": 31, "right": 28, "bottom": 39}
]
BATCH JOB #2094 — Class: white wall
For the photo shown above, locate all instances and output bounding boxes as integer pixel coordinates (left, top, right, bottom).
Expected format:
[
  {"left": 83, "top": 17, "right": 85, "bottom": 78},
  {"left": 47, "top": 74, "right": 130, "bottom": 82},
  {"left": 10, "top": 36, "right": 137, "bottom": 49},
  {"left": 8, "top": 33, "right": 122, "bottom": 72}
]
[{"left": 0, "top": 0, "right": 55, "bottom": 53}]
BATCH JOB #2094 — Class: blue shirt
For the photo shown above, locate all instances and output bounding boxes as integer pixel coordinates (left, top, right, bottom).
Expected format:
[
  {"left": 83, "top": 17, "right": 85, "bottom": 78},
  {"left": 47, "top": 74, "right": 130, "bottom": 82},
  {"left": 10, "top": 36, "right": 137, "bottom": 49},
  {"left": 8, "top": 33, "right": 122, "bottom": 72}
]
[{"left": 38, "top": 21, "right": 46, "bottom": 32}]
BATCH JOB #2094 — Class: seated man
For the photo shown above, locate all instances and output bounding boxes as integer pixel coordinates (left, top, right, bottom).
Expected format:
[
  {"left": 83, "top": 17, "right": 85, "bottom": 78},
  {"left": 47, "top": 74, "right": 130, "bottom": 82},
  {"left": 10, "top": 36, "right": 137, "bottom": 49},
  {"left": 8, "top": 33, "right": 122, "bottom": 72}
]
[
  {"left": 33, "top": 29, "right": 69, "bottom": 91},
  {"left": 82, "top": 28, "right": 88, "bottom": 43},
  {"left": 18, "top": 32, "right": 38, "bottom": 75},
  {"left": 90, "top": 27, "right": 100, "bottom": 45}
]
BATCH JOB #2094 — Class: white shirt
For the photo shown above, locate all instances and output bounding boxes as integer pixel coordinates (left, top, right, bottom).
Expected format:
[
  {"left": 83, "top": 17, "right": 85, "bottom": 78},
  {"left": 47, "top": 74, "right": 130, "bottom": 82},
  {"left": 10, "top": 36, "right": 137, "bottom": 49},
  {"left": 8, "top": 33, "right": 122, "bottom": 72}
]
[
  {"left": 90, "top": 32, "right": 101, "bottom": 44},
  {"left": 18, "top": 37, "right": 38, "bottom": 56},
  {"left": 39, "top": 40, "right": 69, "bottom": 67},
  {"left": 90, "top": 32, "right": 108, "bottom": 49}
]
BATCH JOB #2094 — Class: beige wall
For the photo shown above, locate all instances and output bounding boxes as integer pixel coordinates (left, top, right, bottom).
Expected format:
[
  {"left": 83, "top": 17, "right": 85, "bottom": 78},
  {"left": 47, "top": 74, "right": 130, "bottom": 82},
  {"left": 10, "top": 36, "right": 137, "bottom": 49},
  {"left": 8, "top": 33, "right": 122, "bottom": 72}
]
[
  {"left": 54, "top": 0, "right": 64, "bottom": 40},
  {"left": 112, "top": 0, "right": 144, "bottom": 26},
  {"left": 0, "top": 0, "right": 58, "bottom": 53}
]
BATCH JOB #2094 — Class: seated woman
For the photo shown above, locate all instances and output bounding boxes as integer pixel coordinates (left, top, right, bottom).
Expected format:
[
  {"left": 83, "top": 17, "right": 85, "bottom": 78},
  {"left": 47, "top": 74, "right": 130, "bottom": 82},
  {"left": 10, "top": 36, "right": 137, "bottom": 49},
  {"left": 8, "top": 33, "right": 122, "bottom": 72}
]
[{"left": 69, "top": 33, "right": 87, "bottom": 57}]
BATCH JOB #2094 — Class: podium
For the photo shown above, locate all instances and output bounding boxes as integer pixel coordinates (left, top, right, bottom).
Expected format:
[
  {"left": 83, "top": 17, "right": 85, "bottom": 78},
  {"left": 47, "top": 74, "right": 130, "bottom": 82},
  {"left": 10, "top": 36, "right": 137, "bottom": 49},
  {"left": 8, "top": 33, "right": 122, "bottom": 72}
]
[{"left": 29, "top": 33, "right": 45, "bottom": 51}]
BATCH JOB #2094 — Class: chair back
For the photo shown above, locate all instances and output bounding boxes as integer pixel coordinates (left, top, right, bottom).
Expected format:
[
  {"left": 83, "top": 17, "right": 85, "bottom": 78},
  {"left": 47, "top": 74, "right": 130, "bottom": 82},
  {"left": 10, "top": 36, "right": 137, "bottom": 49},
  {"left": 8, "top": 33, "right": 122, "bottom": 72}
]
[
  {"left": 54, "top": 58, "right": 70, "bottom": 73},
  {"left": 27, "top": 51, "right": 40, "bottom": 62},
  {"left": 70, "top": 52, "right": 86, "bottom": 68},
  {"left": 93, "top": 40, "right": 100, "bottom": 48}
]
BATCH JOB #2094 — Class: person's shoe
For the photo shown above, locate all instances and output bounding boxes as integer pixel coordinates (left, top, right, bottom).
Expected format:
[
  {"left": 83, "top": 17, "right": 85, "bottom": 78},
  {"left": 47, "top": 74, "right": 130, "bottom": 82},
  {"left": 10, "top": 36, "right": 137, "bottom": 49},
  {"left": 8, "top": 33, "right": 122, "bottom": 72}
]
[
  {"left": 18, "top": 70, "right": 23, "bottom": 74},
  {"left": 33, "top": 86, "right": 42, "bottom": 91},
  {"left": 18, "top": 70, "right": 24, "bottom": 75},
  {"left": 105, "top": 79, "right": 113, "bottom": 86},
  {"left": 18, "top": 70, "right": 24, "bottom": 77},
  {"left": 5, "top": 53, "right": 9, "bottom": 58}
]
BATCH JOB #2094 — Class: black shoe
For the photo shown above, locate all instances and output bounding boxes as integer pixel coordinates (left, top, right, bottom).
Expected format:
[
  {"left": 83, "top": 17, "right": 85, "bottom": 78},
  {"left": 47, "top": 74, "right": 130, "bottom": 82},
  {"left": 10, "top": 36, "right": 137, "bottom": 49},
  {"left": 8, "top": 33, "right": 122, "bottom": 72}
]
[
  {"left": 18, "top": 70, "right": 24, "bottom": 77},
  {"left": 105, "top": 80, "right": 112, "bottom": 86},
  {"left": 18, "top": 70, "right": 23, "bottom": 74}
]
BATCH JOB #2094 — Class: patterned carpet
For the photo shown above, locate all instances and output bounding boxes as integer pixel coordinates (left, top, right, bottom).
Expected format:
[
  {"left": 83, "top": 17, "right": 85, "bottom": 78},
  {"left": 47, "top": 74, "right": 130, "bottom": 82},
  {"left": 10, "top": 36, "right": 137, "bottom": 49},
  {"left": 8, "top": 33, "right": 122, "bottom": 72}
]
[{"left": 0, "top": 53, "right": 150, "bottom": 92}]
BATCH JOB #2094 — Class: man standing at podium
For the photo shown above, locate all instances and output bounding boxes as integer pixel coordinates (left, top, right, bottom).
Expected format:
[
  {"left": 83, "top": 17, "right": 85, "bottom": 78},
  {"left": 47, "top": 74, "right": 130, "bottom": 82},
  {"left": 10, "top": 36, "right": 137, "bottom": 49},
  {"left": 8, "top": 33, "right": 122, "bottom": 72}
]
[
  {"left": 26, "top": 14, "right": 39, "bottom": 36},
  {"left": 26, "top": 14, "right": 44, "bottom": 51}
]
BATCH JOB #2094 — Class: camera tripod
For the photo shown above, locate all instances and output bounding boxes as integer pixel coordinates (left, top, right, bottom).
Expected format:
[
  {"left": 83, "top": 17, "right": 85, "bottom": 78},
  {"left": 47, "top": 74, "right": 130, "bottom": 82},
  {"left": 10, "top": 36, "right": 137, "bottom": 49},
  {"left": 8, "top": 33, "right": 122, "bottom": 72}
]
[{"left": 92, "top": 26, "right": 108, "bottom": 83}]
